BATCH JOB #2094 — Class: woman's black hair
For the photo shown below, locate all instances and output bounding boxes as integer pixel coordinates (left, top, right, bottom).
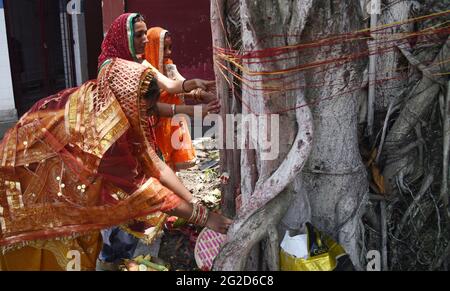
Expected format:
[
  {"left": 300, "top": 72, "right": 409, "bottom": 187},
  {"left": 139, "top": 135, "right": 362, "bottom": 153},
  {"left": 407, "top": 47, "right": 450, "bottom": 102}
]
[
  {"left": 132, "top": 14, "right": 145, "bottom": 24},
  {"left": 144, "top": 77, "right": 161, "bottom": 126}
]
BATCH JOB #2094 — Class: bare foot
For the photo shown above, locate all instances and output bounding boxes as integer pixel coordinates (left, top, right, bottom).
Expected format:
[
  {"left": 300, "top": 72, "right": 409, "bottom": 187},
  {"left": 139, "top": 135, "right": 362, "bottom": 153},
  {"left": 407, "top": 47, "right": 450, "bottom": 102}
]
[{"left": 206, "top": 212, "right": 233, "bottom": 234}]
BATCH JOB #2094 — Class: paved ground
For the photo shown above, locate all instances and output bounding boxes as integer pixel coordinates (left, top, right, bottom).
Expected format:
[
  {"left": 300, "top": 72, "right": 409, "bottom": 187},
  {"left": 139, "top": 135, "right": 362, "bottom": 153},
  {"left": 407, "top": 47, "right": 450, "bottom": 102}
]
[{"left": 0, "top": 120, "right": 15, "bottom": 139}]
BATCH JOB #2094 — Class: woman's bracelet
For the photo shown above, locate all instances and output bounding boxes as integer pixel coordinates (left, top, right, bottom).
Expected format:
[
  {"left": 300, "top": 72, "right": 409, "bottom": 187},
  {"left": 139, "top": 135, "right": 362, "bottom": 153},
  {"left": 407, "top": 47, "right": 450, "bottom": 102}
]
[
  {"left": 182, "top": 79, "right": 189, "bottom": 93},
  {"left": 188, "top": 197, "right": 209, "bottom": 227},
  {"left": 188, "top": 202, "right": 209, "bottom": 227},
  {"left": 171, "top": 104, "right": 176, "bottom": 116}
]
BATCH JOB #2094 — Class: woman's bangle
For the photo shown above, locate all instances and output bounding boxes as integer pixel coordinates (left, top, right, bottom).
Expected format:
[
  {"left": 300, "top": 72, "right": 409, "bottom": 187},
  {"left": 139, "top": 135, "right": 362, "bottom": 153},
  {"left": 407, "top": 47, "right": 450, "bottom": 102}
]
[
  {"left": 171, "top": 104, "right": 176, "bottom": 116},
  {"left": 182, "top": 79, "right": 189, "bottom": 93},
  {"left": 188, "top": 202, "right": 209, "bottom": 227}
]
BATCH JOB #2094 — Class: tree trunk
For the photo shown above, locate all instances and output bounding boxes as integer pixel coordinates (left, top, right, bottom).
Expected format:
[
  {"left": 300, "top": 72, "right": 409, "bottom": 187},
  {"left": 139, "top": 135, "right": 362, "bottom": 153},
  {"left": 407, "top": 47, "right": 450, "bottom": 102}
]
[
  {"left": 282, "top": 0, "right": 368, "bottom": 269},
  {"left": 211, "top": 0, "right": 241, "bottom": 219},
  {"left": 212, "top": 0, "right": 368, "bottom": 270}
]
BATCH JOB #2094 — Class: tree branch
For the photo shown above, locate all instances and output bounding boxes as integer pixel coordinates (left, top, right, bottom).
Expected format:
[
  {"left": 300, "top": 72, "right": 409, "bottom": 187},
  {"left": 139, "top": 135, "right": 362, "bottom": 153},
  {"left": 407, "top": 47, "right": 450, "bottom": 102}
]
[
  {"left": 397, "top": 41, "right": 446, "bottom": 86},
  {"left": 386, "top": 37, "right": 450, "bottom": 146},
  {"left": 440, "top": 80, "right": 450, "bottom": 208},
  {"left": 212, "top": 0, "right": 314, "bottom": 271}
]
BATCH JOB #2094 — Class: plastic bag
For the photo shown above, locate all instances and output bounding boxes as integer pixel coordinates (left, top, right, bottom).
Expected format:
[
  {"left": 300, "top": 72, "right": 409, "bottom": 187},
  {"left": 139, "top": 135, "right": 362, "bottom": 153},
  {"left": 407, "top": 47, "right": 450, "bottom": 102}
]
[{"left": 280, "top": 222, "right": 350, "bottom": 271}]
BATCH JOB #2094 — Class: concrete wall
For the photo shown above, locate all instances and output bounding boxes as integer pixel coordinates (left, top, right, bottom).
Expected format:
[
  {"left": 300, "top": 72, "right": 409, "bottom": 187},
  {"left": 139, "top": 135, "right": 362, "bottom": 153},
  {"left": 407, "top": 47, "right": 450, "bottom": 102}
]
[
  {"left": 0, "top": 0, "right": 18, "bottom": 138},
  {"left": 72, "top": 13, "right": 89, "bottom": 86}
]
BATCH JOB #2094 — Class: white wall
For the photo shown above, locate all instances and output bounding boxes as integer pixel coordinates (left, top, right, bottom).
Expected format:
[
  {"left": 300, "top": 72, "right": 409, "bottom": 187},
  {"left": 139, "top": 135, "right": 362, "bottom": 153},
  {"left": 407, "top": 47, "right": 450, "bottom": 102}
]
[
  {"left": 0, "top": 2, "right": 16, "bottom": 115},
  {"left": 72, "top": 13, "right": 89, "bottom": 86},
  {"left": 0, "top": 1, "right": 18, "bottom": 137}
]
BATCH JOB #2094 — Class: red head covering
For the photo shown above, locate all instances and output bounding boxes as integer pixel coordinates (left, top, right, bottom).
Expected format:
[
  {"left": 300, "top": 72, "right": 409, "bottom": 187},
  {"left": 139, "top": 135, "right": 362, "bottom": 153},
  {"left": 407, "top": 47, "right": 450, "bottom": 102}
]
[{"left": 98, "top": 13, "right": 141, "bottom": 68}]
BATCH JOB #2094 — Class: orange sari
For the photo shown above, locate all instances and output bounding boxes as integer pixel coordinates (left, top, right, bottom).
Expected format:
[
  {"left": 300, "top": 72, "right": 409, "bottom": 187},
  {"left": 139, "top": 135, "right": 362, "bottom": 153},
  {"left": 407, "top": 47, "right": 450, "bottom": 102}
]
[
  {"left": 145, "top": 27, "right": 196, "bottom": 171},
  {"left": 0, "top": 58, "right": 181, "bottom": 270}
]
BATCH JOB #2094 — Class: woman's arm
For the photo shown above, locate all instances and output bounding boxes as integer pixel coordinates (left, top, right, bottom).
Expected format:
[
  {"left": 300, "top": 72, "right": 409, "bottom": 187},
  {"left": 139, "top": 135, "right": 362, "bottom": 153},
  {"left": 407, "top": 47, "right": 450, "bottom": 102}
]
[
  {"left": 156, "top": 100, "right": 221, "bottom": 118},
  {"left": 142, "top": 60, "right": 214, "bottom": 94},
  {"left": 166, "top": 200, "right": 232, "bottom": 234},
  {"left": 158, "top": 76, "right": 214, "bottom": 95},
  {"left": 182, "top": 89, "right": 217, "bottom": 104},
  {"left": 156, "top": 103, "right": 194, "bottom": 117},
  {"left": 156, "top": 162, "right": 232, "bottom": 234},
  {"left": 167, "top": 65, "right": 217, "bottom": 104},
  {"left": 158, "top": 160, "right": 194, "bottom": 203}
]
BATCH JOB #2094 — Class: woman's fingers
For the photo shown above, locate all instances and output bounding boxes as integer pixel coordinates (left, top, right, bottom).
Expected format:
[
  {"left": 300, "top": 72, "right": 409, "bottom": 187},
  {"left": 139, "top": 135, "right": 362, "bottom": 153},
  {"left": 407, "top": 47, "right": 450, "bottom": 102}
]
[
  {"left": 202, "top": 100, "right": 221, "bottom": 115},
  {"left": 207, "top": 107, "right": 220, "bottom": 114},
  {"left": 202, "top": 93, "right": 217, "bottom": 104},
  {"left": 204, "top": 80, "right": 216, "bottom": 86},
  {"left": 204, "top": 80, "right": 216, "bottom": 92},
  {"left": 193, "top": 79, "right": 216, "bottom": 92},
  {"left": 208, "top": 103, "right": 221, "bottom": 112},
  {"left": 194, "top": 79, "right": 207, "bottom": 90},
  {"left": 222, "top": 218, "right": 233, "bottom": 233},
  {"left": 207, "top": 99, "right": 220, "bottom": 108},
  {"left": 206, "top": 212, "right": 233, "bottom": 234}
]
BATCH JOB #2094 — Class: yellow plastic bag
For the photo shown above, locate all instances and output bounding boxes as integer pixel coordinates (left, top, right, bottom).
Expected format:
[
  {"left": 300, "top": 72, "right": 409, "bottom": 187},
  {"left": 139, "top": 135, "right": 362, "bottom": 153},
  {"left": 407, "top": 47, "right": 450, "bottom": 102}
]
[{"left": 280, "top": 223, "right": 347, "bottom": 271}]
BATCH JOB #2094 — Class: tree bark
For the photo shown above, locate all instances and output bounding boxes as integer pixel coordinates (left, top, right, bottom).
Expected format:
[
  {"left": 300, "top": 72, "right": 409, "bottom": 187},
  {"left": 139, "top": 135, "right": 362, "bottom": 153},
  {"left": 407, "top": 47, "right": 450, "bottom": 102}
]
[
  {"left": 383, "top": 37, "right": 450, "bottom": 192},
  {"left": 375, "top": 0, "right": 413, "bottom": 111},
  {"left": 213, "top": 0, "right": 315, "bottom": 271},
  {"left": 287, "top": 0, "right": 368, "bottom": 269},
  {"left": 211, "top": 0, "right": 241, "bottom": 218},
  {"left": 212, "top": 0, "right": 368, "bottom": 270}
]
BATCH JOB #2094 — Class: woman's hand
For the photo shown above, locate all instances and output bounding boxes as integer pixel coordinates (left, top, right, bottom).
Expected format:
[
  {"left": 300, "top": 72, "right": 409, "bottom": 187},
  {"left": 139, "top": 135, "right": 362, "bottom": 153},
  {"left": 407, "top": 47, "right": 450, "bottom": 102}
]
[
  {"left": 191, "top": 79, "right": 216, "bottom": 92},
  {"left": 200, "top": 91, "right": 218, "bottom": 104},
  {"left": 206, "top": 212, "right": 233, "bottom": 234},
  {"left": 201, "top": 99, "right": 221, "bottom": 117}
]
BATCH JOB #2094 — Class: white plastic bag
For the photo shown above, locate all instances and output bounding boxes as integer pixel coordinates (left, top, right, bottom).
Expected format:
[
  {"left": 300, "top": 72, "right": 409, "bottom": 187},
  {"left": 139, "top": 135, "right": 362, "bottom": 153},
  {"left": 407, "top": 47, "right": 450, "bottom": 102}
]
[{"left": 280, "top": 231, "right": 308, "bottom": 259}]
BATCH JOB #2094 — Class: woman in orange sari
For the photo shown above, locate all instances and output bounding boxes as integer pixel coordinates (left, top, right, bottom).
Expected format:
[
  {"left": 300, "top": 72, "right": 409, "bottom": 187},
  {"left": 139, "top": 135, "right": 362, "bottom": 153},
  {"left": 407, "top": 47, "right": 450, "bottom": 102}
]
[
  {"left": 0, "top": 13, "right": 231, "bottom": 271},
  {"left": 144, "top": 27, "right": 219, "bottom": 171}
]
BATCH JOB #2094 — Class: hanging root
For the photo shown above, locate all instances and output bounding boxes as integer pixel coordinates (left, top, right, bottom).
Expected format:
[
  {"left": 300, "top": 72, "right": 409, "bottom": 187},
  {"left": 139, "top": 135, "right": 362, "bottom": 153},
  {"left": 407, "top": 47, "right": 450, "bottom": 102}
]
[
  {"left": 440, "top": 81, "right": 450, "bottom": 210},
  {"left": 213, "top": 96, "right": 313, "bottom": 270}
]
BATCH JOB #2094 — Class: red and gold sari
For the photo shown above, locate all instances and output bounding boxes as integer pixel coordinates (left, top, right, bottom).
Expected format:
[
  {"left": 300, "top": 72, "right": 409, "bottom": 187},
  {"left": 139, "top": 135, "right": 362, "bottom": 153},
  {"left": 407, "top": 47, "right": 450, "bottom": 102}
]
[
  {"left": 145, "top": 27, "right": 196, "bottom": 171},
  {"left": 0, "top": 58, "right": 181, "bottom": 270}
]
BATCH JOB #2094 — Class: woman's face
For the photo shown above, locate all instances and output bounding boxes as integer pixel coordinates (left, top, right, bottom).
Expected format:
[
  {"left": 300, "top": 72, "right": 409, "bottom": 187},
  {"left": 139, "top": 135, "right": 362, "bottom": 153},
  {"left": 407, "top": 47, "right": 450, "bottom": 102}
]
[
  {"left": 133, "top": 21, "right": 148, "bottom": 55},
  {"left": 163, "top": 35, "right": 173, "bottom": 60}
]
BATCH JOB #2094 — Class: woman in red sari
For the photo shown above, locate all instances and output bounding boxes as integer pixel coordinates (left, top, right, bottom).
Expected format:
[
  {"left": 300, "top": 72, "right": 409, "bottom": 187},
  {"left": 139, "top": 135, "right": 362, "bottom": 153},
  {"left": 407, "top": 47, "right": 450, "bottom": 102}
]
[
  {"left": 96, "top": 13, "right": 226, "bottom": 269},
  {"left": 0, "top": 13, "right": 231, "bottom": 271}
]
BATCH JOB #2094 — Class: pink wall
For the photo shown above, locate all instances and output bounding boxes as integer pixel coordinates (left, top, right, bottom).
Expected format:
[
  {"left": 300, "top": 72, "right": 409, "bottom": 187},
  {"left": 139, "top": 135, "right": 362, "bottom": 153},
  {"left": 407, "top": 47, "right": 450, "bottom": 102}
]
[
  {"left": 126, "top": 0, "right": 214, "bottom": 80},
  {"left": 102, "top": 0, "right": 125, "bottom": 35}
]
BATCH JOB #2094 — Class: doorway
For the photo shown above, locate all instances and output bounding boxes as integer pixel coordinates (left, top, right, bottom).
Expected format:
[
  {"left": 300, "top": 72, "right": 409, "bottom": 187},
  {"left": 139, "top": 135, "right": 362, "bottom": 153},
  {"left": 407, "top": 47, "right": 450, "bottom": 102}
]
[{"left": 4, "top": 0, "right": 71, "bottom": 115}]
